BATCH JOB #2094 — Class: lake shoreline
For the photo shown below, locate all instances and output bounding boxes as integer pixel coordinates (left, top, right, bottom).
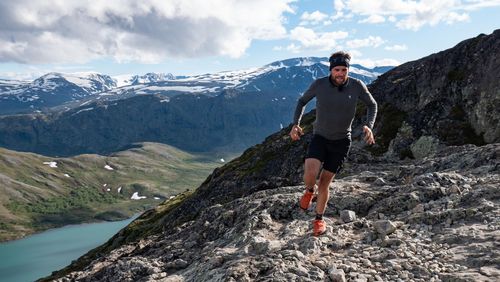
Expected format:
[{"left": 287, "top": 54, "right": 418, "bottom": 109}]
[
  {"left": 0, "top": 213, "right": 137, "bottom": 243},
  {"left": 0, "top": 215, "right": 138, "bottom": 282}
]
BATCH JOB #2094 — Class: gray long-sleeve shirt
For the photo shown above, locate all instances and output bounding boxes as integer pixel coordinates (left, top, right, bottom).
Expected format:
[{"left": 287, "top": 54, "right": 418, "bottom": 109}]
[{"left": 293, "top": 76, "right": 377, "bottom": 140}]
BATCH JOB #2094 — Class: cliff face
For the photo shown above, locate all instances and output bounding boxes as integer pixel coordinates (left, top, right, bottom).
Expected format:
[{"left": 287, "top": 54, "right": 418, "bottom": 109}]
[{"left": 367, "top": 30, "right": 500, "bottom": 158}]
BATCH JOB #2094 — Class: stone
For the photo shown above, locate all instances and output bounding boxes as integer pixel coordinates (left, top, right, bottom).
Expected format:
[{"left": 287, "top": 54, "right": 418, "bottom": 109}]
[
  {"left": 374, "top": 178, "right": 386, "bottom": 186},
  {"left": 340, "top": 210, "right": 357, "bottom": 223},
  {"left": 165, "top": 259, "right": 188, "bottom": 269},
  {"left": 374, "top": 220, "right": 397, "bottom": 236},
  {"left": 329, "top": 268, "right": 347, "bottom": 282},
  {"left": 479, "top": 266, "right": 500, "bottom": 277},
  {"left": 412, "top": 204, "right": 425, "bottom": 213}
]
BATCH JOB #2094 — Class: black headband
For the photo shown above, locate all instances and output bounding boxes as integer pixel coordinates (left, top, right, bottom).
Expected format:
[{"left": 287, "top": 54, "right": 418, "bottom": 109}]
[{"left": 329, "top": 56, "right": 350, "bottom": 70}]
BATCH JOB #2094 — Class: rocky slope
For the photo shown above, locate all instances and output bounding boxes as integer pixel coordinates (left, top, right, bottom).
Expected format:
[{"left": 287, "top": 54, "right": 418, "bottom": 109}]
[
  {"left": 367, "top": 29, "right": 500, "bottom": 158},
  {"left": 43, "top": 127, "right": 499, "bottom": 281}
]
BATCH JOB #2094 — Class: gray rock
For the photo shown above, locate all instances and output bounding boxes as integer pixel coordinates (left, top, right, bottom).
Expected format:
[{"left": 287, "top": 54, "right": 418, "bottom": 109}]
[
  {"left": 374, "top": 177, "right": 387, "bottom": 186},
  {"left": 329, "top": 268, "right": 347, "bottom": 282},
  {"left": 374, "top": 220, "right": 397, "bottom": 236},
  {"left": 165, "top": 259, "right": 188, "bottom": 269},
  {"left": 340, "top": 210, "right": 357, "bottom": 223}
]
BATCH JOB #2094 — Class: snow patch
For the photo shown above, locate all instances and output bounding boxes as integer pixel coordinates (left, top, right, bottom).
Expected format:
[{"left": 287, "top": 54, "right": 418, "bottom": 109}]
[
  {"left": 43, "top": 161, "right": 57, "bottom": 168},
  {"left": 131, "top": 192, "right": 147, "bottom": 200},
  {"left": 74, "top": 107, "right": 94, "bottom": 115}
]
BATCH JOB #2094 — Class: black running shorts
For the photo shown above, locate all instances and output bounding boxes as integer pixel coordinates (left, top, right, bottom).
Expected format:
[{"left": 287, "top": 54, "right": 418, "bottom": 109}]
[{"left": 306, "top": 134, "right": 351, "bottom": 173}]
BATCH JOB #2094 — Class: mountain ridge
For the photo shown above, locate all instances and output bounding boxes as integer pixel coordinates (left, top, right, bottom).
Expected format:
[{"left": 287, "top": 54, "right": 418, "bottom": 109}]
[{"left": 0, "top": 58, "right": 388, "bottom": 115}]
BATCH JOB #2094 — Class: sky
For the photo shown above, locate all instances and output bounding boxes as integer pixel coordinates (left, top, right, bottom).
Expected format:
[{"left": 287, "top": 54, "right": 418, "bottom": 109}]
[{"left": 0, "top": 0, "right": 499, "bottom": 80}]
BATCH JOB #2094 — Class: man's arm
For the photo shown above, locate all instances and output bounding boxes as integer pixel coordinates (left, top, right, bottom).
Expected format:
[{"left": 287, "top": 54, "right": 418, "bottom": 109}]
[
  {"left": 359, "top": 82, "right": 377, "bottom": 144},
  {"left": 290, "top": 80, "right": 318, "bottom": 141}
]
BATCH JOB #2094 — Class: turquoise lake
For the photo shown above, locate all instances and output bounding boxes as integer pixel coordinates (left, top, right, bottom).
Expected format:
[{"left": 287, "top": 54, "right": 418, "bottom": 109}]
[{"left": 0, "top": 216, "right": 136, "bottom": 282}]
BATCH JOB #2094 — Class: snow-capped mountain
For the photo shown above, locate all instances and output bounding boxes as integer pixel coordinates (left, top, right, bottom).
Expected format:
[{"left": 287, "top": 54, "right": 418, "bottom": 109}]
[
  {"left": 101, "top": 57, "right": 390, "bottom": 100},
  {"left": 0, "top": 72, "right": 116, "bottom": 115},
  {"left": 0, "top": 58, "right": 392, "bottom": 115},
  {"left": 112, "top": 73, "right": 175, "bottom": 87},
  {"left": 33, "top": 72, "right": 116, "bottom": 94}
]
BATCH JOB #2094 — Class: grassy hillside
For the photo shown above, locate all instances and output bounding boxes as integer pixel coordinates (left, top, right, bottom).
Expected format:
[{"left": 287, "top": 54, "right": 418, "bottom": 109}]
[{"left": 0, "top": 142, "right": 224, "bottom": 242}]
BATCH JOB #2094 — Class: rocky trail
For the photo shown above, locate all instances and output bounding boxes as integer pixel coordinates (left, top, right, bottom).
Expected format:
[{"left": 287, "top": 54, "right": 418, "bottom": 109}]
[{"left": 53, "top": 143, "right": 499, "bottom": 282}]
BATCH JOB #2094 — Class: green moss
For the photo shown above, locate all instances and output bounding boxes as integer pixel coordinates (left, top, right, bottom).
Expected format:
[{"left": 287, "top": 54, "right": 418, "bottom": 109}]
[
  {"left": 243, "top": 150, "right": 278, "bottom": 176},
  {"left": 368, "top": 103, "right": 407, "bottom": 155}
]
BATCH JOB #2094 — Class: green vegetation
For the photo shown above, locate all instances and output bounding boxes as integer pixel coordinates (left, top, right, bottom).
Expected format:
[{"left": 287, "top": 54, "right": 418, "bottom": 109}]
[
  {"left": 0, "top": 142, "right": 222, "bottom": 242},
  {"left": 368, "top": 103, "right": 407, "bottom": 155}
]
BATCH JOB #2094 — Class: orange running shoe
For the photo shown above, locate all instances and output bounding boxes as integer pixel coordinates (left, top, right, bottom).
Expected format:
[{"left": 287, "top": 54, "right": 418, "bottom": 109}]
[
  {"left": 299, "top": 188, "right": 315, "bottom": 210},
  {"left": 313, "top": 219, "right": 326, "bottom": 236}
]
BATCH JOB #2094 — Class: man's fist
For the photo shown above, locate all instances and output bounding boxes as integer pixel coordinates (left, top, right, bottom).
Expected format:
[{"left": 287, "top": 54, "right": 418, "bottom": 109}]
[
  {"left": 289, "top": 125, "right": 303, "bottom": 141},
  {"left": 363, "top": 125, "right": 375, "bottom": 145}
]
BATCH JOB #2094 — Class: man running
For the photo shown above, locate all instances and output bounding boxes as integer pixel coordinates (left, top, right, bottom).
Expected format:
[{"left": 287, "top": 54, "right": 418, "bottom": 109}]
[{"left": 290, "top": 51, "right": 377, "bottom": 236}]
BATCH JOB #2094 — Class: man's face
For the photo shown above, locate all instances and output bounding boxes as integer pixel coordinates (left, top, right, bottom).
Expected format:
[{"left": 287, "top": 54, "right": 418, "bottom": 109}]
[{"left": 330, "top": 66, "right": 349, "bottom": 85}]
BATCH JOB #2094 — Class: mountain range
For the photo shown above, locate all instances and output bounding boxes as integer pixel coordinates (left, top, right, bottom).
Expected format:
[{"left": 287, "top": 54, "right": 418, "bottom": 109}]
[
  {"left": 0, "top": 58, "right": 391, "bottom": 157},
  {"left": 0, "top": 58, "right": 389, "bottom": 116}
]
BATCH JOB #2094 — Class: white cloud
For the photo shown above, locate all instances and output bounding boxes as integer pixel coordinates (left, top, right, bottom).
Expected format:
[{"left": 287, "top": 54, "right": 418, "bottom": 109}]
[
  {"left": 289, "top": 27, "right": 348, "bottom": 51},
  {"left": 332, "top": 0, "right": 496, "bottom": 30},
  {"left": 285, "top": 43, "right": 302, "bottom": 53},
  {"left": 0, "top": 0, "right": 294, "bottom": 64},
  {"left": 354, "top": 58, "right": 401, "bottom": 68},
  {"left": 460, "top": 0, "right": 500, "bottom": 10},
  {"left": 385, "top": 44, "right": 408, "bottom": 51},
  {"left": 299, "top": 11, "right": 329, "bottom": 25},
  {"left": 359, "top": 14, "right": 386, "bottom": 24},
  {"left": 346, "top": 36, "right": 385, "bottom": 49},
  {"left": 444, "top": 12, "right": 470, "bottom": 24}
]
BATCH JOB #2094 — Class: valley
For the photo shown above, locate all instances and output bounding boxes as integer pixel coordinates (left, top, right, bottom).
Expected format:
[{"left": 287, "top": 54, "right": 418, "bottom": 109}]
[{"left": 0, "top": 142, "right": 224, "bottom": 242}]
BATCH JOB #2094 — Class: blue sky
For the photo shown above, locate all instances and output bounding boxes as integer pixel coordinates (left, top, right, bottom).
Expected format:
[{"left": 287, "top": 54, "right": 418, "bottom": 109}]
[{"left": 0, "top": 0, "right": 499, "bottom": 80}]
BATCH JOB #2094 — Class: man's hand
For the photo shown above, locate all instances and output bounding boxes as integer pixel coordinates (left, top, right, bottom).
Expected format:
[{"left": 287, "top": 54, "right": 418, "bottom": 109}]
[
  {"left": 363, "top": 125, "right": 375, "bottom": 145},
  {"left": 289, "top": 125, "right": 303, "bottom": 141}
]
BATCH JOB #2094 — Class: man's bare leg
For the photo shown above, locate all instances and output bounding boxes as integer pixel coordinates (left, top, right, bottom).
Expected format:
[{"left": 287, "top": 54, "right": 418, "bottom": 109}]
[
  {"left": 299, "top": 158, "right": 321, "bottom": 210},
  {"left": 315, "top": 170, "right": 335, "bottom": 215}
]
